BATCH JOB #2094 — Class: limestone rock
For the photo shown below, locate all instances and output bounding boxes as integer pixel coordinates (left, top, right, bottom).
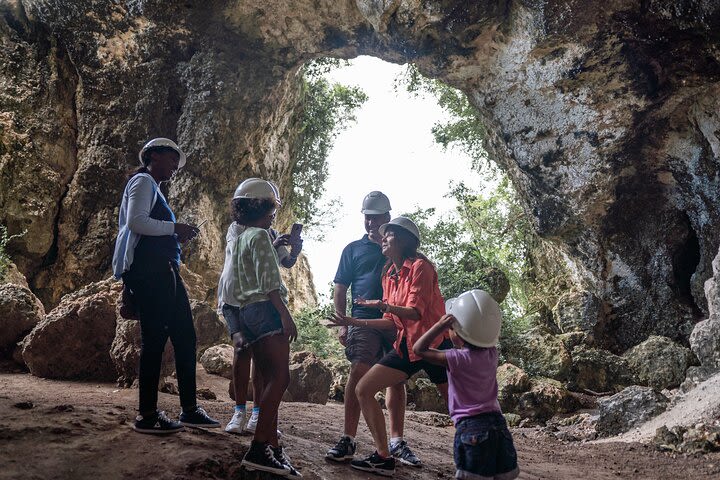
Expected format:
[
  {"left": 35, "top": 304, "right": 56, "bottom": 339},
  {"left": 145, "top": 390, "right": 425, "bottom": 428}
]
[
  {"left": 283, "top": 351, "right": 332, "bottom": 405},
  {"left": 324, "top": 357, "right": 350, "bottom": 402},
  {"left": 21, "top": 279, "right": 119, "bottom": 380},
  {"left": 190, "top": 300, "right": 229, "bottom": 360},
  {"left": 200, "top": 344, "right": 234, "bottom": 379},
  {"left": 552, "top": 291, "right": 602, "bottom": 334},
  {"left": 569, "top": 346, "right": 631, "bottom": 392},
  {"left": 515, "top": 378, "right": 582, "bottom": 423},
  {"left": 407, "top": 376, "right": 447, "bottom": 413},
  {"left": 496, "top": 363, "right": 531, "bottom": 412},
  {"left": 623, "top": 336, "right": 695, "bottom": 390},
  {"left": 596, "top": 386, "right": 669, "bottom": 437},
  {"left": 690, "top": 317, "right": 720, "bottom": 372},
  {"left": 1, "top": 262, "right": 29, "bottom": 289},
  {"left": 502, "top": 330, "right": 572, "bottom": 380},
  {"left": 0, "top": 284, "right": 44, "bottom": 357}
]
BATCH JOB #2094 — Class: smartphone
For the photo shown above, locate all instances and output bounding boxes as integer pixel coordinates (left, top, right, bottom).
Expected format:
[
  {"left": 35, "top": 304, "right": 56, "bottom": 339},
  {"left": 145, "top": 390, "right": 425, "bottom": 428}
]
[{"left": 289, "top": 223, "right": 303, "bottom": 244}]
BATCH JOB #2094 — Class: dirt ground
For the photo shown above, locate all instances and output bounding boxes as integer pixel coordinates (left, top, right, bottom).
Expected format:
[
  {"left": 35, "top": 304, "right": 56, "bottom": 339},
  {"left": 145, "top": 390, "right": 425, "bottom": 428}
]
[{"left": 2, "top": 371, "right": 719, "bottom": 480}]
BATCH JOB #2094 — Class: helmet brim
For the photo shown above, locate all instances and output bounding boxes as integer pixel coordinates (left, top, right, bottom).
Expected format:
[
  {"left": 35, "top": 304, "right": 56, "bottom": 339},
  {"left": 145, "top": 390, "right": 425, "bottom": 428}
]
[{"left": 362, "top": 209, "right": 390, "bottom": 215}]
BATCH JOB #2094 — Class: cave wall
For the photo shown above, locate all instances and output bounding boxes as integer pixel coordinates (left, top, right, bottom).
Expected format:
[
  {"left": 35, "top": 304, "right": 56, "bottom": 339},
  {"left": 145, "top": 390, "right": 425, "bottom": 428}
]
[{"left": 2, "top": 0, "right": 719, "bottom": 351}]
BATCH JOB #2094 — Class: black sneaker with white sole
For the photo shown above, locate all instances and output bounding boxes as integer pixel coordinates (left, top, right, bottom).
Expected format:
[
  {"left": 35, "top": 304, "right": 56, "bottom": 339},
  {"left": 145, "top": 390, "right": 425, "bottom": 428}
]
[
  {"left": 242, "top": 441, "right": 291, "bottom": 476},
  {"left": 179, "top": 406, "right": 221, "bottom": 428},
  {"left": 390, "top": 440, "right": 422, "bottom": 467},
  {"left": 326, "top": 435, "right": 356, "bottom": 462},
  {"left": 133, "top": 411, "right": 184, "bottom": 434},
  {"left": 350, "top": 451, "right": 395, "bottom": 477},
  {"left": 273, "top": 446, "right": 302, "bottom": 478}
]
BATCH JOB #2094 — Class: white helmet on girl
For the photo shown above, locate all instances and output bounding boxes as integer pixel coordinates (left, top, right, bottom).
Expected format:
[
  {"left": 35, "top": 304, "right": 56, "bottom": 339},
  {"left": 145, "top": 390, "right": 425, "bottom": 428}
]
[
  {"left": 233, "top": 178, "right": 282, "bottom": 205},
  {"left": 445, "top": 289, "right": 502, "bottom": 347}
]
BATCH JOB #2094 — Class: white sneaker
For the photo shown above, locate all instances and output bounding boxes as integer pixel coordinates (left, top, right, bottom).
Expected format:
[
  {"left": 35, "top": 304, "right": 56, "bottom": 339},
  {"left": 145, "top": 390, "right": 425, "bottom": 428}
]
[
  {"left": 244, "top": 412, "right": 282, "bottom": 438},
  {"left": 225, "top": 410, "right": 247, "bottom": 434}
]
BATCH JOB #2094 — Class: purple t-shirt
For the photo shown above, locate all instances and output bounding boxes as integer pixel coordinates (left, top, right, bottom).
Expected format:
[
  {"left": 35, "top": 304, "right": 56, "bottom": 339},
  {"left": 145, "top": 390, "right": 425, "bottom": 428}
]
[{"left": 446, "top": 346, "right": 502, "bottom": 425}]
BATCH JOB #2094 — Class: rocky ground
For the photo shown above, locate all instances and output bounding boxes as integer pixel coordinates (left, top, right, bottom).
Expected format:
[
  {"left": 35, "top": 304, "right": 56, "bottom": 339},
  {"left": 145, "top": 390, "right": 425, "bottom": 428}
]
[{"left": 2, "top": 369, "right": 719, "bottom": 480}]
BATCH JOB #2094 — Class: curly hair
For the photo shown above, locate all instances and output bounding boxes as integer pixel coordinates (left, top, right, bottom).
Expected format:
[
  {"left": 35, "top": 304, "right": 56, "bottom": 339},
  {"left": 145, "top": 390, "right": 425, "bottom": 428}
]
[{"left": 231, "top": 197, "right": 276, "bottom": 225}]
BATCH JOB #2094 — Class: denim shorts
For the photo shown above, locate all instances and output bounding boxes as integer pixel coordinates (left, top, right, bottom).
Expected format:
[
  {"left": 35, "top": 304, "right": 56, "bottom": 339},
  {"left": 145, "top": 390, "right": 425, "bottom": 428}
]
[
  {"left": 454, "top": 412, "right": 519, "bottom": 480},
  {"left": 345, "top": 325, "right": 396, "bottom": 365},
  {"left": 221, "top": 301, "right": 283, "bottom": 347}
]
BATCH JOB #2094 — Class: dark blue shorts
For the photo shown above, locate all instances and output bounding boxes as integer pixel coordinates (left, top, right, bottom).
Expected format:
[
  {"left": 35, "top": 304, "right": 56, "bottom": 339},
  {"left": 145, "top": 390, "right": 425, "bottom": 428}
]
[
  {"left": 454, "top": 412, "right": 519, "bottom": 480},
  {"left": 221, "top": 301, "right": 283, "bottom": 347}
]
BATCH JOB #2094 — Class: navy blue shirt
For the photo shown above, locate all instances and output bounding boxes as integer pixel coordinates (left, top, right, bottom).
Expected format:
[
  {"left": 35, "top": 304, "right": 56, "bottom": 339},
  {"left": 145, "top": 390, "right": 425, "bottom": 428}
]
[
  {"left": 334, "top": 234, "right": 386, "bottom": 319},
  {"left": 133, "top": 191, "right": 181, "bottom": 265}
]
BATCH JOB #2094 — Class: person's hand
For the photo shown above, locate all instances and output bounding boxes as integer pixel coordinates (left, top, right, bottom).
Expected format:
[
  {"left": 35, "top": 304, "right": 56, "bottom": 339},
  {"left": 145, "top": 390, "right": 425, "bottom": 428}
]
[
  {"left": 280, "top": 311, "right": 298, "bottom": 342},
  {"left": 438, "top": 314, "right": 457, "bottom": 330},
  {"left": 290, "top": 238, "right": 303, "bottom": 258},
  {"left": 326, "top": 312, "right": 354, "bottom": 327},
  {"left": 174, "top": 223, "right": 199, "bottom": 243},
  {"left": 273, "top": 233, "right": 291, "bottom": 248},
  {"left": 354, "top": 297, "right": 385, "bottom": 311},
  {"left": 368, "top": 229, "right": 382, "bottom": 245},
  {"left": 337, "top": 325, "right": 348, "bottom": 346}
]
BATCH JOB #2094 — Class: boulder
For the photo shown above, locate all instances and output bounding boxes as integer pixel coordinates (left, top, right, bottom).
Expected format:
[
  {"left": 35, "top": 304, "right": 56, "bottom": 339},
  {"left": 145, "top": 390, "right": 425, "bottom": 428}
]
[
  {"left": 180, "top": 264, "right": 213, "bottom": 302},
  {"left": 496, "top": 363, "right": 531, "bottom": 412},
  {"left": 283, "top": 351, "right": 332, "bottom": 404},
  {"left": 552, "top": 290, "right": 602, "bottom": 334},
  {"left": 323, "top": 357, "right": 350, "bottom": 402},
  {"left": 190, "top": 300, "right": 230, "bottom": 359},
  {"left": 407, "top": 376, "right": 447, "bottom": 413},
  {"left": 690, "top": 317, "right": 720, "bottom": 372},
  {"left": 515, "top": 378, "right": 582, "bottom": 423},
  {"left": 21, "top": 279, "right": 119, "bottom": 380},
  {"left": 623, "top": 336, "right": 695, "bottom": 390},
  {"left": 110, "top": 317, "right": 175, "bottom": 387},
  {"left": 0, "top": 284, "right": 44, "bottom": 357},
  {"left": 596, "top": 386, "right": 669, "bottom": 437},
  {"left": 502, "top": 329, "right": 572, "bottom": 380},
  {"left": 569, "top": 346, "right": 631, "bottom": 392},
  {"left": 200, "top": 344, "right": 234, "bottom": 379},
  {"left": 1, "top": 261, "right": 29, "bottom": 289}
]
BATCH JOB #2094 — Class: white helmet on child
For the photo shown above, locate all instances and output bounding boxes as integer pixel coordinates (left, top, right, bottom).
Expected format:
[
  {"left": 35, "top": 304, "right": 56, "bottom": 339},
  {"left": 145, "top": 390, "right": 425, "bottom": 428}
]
[
  {"left": 445, "top": 289, "right": 501, "bottom": 348},
  {"left": 233, "top": 178, "right": 282, "bottom": 205},
  {"left": 361, "top": 191, "right": 391, "bottom": 215}
]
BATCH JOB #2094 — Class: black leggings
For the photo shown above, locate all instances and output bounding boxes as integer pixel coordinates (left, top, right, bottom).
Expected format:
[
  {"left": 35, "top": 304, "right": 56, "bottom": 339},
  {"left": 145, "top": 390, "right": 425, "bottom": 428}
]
[{"left": 123, "top": 260, "right": 197, "bottom": 413}]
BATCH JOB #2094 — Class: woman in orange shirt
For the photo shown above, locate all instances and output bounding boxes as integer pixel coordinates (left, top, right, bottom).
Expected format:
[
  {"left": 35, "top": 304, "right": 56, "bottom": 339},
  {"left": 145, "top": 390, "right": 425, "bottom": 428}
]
[{"left": 328, "top": 216, "right": 451, "bottom": 476}]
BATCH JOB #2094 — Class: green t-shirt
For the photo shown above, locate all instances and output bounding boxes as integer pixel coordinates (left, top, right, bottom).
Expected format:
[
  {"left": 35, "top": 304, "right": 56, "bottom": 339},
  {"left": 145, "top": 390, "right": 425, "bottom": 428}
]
[{"left": 232, "top": 226, "right": 288, "bottom": 308}]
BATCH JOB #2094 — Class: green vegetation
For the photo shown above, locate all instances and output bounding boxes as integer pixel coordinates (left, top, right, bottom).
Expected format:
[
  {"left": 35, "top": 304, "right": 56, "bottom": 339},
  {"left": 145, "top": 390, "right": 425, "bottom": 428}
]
[
  {"left": 292, "top": 303, "right": 344, "bottom": 359},
  {"left": 289, "top": 58, "right": 368, "bottom": 236}
]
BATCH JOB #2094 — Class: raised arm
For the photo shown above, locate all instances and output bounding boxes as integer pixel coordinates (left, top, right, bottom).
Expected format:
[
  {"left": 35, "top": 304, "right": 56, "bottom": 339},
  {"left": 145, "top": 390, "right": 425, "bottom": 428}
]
[{"left": 412, "top": 314, "right": 456, "bottom": 367}]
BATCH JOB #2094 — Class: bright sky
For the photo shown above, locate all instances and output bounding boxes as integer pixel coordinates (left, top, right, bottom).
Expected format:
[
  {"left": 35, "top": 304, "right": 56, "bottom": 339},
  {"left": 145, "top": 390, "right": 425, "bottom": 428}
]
[{"left": 302, "top": 56, "right": 481, "bottom": 300}]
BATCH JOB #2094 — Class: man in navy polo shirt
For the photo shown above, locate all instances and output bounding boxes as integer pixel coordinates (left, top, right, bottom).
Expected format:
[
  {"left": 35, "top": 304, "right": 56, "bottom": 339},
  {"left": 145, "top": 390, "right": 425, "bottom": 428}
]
[{"left": 326, "top": 191, "right": 422, "bottom": 468}]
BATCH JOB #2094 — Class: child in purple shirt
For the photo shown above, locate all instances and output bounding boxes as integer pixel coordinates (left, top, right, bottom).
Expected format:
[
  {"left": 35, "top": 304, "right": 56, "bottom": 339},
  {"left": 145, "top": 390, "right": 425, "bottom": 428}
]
[{"left": 413, "top": 289, "right": 519, "bottom": 480}]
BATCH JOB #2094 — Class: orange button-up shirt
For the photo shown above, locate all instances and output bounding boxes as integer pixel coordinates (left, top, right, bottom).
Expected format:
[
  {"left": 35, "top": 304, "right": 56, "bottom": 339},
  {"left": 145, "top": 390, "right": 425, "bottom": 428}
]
[{"left": 382, "top": 257, "right": 446, "bottom": 362}]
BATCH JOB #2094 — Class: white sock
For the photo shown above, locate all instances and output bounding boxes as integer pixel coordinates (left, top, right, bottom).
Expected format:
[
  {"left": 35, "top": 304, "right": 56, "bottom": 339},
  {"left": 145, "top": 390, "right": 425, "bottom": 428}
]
[
  {"left": 390, "top": 436, "right": 403, "bottom": 447},
  {"left": 343, "top": 434, "right": 355, "bottom": 442}
]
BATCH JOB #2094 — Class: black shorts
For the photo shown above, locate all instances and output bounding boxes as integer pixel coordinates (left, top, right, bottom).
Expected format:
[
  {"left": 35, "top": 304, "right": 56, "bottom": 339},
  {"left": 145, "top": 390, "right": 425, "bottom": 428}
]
[{"left": 377, "top": 337, "right": 452, "bottom": 384}]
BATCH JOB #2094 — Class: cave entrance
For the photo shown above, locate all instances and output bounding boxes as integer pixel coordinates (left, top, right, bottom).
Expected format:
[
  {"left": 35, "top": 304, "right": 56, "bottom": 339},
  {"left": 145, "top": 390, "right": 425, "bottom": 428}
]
[{"left": 296, "top": 56, "right": 532, "bottom": 336}]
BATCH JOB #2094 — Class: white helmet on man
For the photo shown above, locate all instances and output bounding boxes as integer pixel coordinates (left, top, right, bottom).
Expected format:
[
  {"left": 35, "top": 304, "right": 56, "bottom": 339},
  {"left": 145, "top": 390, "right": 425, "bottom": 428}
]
[
  {"left": 138, "top": 138, "right": 186, "bottom": 168},
  {"left": 445, "top": 289, "right": 501, "bottom": 348},
  {"left": 233, "top": 178, "right": 282, "bottom": 205},
  {"left": 361, "top": 191, "right": 391, "bottom": 215},
  {"left": 378, "top": 216, "right": 421, "bottom": 243}
]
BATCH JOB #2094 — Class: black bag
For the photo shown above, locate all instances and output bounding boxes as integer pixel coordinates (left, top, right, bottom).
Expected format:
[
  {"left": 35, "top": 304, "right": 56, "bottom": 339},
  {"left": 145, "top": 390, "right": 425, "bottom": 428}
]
[{"left": 119, "top": 283, "right": 139, "bottom": 320}]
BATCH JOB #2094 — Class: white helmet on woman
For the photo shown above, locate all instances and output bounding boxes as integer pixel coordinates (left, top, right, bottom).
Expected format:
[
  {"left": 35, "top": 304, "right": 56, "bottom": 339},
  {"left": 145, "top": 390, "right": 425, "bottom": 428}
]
[
  {"left": 233, "top": 178, "right": 282, "bottom": 205},
  {"left": 445, "top": 289, "right": 501, "bottom": 347},
  {"left": 378, "top": 216, "right": 421, "bottom": 242},
  {"left": 139, "top": 138, "right": 186, "bottom": 168}
]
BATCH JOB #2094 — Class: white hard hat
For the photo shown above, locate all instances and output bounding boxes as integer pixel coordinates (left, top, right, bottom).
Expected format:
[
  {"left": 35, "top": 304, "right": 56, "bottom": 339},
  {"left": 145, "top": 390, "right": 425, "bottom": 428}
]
[
  {"left": 361, "top": 191, "right": 391, "bottom": 215},
  {"left": 445, "top": 289, "right": 502, "bottom": 348},
  {"left": 378, "top": 216, "right": 420, "bottom": 243},
  {"left": 139, "top": 138, "right": 186, "bottom": 168},
  {"left": 233, "top": 178, "right": 282, "bottom": 205}
]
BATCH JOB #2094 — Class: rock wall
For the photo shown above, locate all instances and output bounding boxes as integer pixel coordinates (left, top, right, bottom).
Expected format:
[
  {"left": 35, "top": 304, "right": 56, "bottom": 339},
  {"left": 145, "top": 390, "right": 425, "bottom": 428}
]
[{"left": 1, "top": 0, "right": 719, "bottom": 355}]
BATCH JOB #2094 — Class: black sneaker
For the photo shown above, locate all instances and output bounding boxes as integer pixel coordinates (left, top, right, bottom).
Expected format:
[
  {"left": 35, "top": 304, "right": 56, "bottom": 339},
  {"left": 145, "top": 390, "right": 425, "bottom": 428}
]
[
  {"left": 326, "top": 435, "right": 356, "bottom": 462},
  {"left": 273, "top": 446, "right": 302, "bottom": 478},
  {"left": 133, "top": 411, "right": 184, "bottom": 434},
  {"left": 179, "top": 406, "right": 221, "bottom": 428},
  {"left": 350, "top": 451, "right": 395, "bottom": 477},
  {"left": 390, "top": 440, "right": 422, "bottom": 467},
  {"left": 242, "top": 441, "right": 291, "bottom": 476}
]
